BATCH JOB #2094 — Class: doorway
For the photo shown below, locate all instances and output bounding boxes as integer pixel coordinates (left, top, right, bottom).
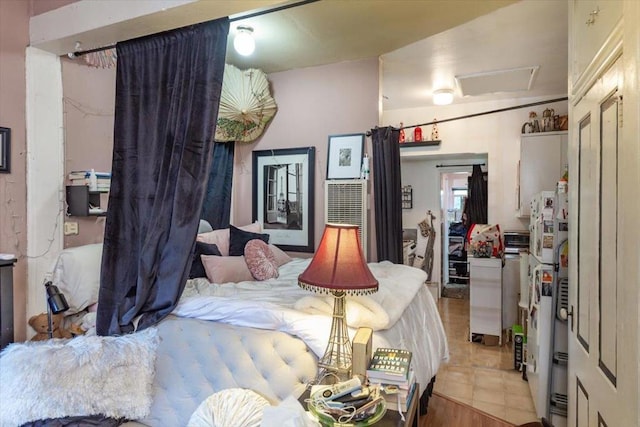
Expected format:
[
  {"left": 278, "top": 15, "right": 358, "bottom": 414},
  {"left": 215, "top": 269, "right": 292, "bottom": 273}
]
[
  {"left": 400, "top": 154, "right": 487, "bottom": 300},
  {"left": 441, "top": 170, "right": 471, "bottom": 298}
]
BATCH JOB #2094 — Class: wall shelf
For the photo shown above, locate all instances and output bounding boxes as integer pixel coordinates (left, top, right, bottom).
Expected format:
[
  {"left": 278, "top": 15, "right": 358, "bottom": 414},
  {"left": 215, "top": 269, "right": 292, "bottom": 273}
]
[
  {"left": 399, "top": 140, "right": 441, "bottom": 149},
  {"left": 66, "top": 185, "right": 107, "bottom": 216}
]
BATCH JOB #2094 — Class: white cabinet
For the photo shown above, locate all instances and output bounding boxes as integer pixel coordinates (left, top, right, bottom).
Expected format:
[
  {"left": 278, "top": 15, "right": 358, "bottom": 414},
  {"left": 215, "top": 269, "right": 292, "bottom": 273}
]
[
  {"left": 518, "top": 131, "right": 567, "bottom": 217},
  {"left": 470, "top": 257, "right": 502, "bottom": 344}
]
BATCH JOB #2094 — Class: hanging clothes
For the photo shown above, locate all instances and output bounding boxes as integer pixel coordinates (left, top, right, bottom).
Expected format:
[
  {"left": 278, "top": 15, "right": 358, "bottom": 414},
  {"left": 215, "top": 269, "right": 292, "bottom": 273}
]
[{"left": 464, "top": 164, "right": 488, "bottom": 227}]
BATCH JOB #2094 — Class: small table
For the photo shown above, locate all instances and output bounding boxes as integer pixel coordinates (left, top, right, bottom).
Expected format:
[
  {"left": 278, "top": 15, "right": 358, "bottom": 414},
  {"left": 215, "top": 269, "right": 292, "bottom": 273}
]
[{"left": 298, "top": 383, "right": 420, "bottom": 427}]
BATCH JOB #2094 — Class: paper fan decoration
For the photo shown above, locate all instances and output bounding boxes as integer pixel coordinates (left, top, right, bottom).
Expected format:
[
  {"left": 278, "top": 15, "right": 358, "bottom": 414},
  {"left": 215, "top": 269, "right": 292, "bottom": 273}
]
[
  {"left": 187, "top": 388, "right": 270, "bottom": 427},
  {"left": 83, "top": 48, "right": 118, "bottom": 69},
  {"left": 215, "top": 64, "right": 277, "bottom": 143}
]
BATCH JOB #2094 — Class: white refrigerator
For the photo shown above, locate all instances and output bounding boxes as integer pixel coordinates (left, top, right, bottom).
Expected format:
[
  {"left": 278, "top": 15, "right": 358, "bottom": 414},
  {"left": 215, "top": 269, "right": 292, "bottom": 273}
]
[{"left": 527, "top": 190, "right": 569, "bottom": 427}]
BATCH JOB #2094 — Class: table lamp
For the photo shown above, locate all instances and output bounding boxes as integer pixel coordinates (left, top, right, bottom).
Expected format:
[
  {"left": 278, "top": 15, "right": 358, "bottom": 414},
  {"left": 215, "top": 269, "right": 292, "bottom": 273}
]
[
  {"left": 45, "top": 281, "right": 69, "bottom": 338},
  {"left": 298, "top": 223, "right": 378, "bottom": 381}
]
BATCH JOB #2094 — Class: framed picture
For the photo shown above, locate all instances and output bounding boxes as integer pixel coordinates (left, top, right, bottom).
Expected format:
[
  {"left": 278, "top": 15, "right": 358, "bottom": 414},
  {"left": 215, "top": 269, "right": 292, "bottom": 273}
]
[
  {"left": 326, "top": 133, "right": 364, "bottom": 179},
  {"left": 0, "top": 127, "right": 10, "bottom": 173},
  {"left": 252, "top": 147, "right": 315, "bottom": 252}
]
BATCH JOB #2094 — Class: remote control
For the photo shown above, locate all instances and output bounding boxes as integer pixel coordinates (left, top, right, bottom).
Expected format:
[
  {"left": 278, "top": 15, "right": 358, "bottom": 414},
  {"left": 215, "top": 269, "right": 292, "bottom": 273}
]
[
  {"left": 317, "top": 377, "right": 362, "bottom": 401},
  {"left": 325, "top": 400, "right": 346, "bottom": 409},
  {"left": 353, "top": 396, "right": 383, "bottom": 415},
  {"left": 335, "top": 386, "right": 371, "bottom": 403},
  {"left": 345, "top": 397, "right": 372, "bottom": 409}
]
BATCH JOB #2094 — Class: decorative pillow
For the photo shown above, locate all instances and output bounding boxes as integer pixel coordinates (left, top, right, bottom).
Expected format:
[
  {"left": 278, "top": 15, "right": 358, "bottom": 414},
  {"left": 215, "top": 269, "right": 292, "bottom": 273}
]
[
  {"left": 189, "top": 242, "right": 222, "bottom": 279},
  {"left": 197, "top": 222, "right": 263, "bottom": 256},
  {"left": 187, "top": 388, "right": 270, "bottom": 427},
  {"left": 245, "top": 240, "right": 279, "bottom": 281},
  {"left": 467, "top": 223, "right": 503, "bottom": 258},
  {"left": 229, "top": 225, "right": 270, "bottom": 256},
  {"left": 201, "top": 255, "right": 254, "bottom": 284},
  {"left": 51, "top": 243, "right": 103, "bottom": 315},
  {"left": 269, "top": 244, "right": 293, "bottom": 267},
  {"left": 0, "top": 328, "right": 159, "bottom": 427}
]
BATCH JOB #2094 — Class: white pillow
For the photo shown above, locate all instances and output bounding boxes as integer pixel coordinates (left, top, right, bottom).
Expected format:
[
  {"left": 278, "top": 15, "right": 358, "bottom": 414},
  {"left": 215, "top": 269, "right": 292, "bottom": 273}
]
[{"left": 52, "top": 243, "right": 103, "bottom": 314}]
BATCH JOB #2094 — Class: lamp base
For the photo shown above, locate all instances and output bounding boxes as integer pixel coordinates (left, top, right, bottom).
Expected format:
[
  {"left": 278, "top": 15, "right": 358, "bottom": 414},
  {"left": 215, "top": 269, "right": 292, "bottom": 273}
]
[
  {"left": 315, "top": 291, "right": 352, "bottom": 384},
  {"left": 315, "top": 366, "right": 351, "bottom": 385}
]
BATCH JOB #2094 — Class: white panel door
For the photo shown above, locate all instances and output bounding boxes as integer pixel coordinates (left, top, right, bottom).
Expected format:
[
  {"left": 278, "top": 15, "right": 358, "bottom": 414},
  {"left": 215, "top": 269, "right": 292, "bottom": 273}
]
[{"left": 568, "top": 56, "right": 635, "bottom": 427}]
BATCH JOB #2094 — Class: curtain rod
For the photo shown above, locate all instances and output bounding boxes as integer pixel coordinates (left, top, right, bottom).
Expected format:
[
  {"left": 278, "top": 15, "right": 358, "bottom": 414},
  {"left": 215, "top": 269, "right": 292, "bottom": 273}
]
[
  {"left": 399, "top": 96, "right": 568, "bottom": 130},
  {"left": 436, "top": 163, "right": 485, "bottom": 168},
  {"left": 68, "top": 0, "right": 320, "bottom": 58}
]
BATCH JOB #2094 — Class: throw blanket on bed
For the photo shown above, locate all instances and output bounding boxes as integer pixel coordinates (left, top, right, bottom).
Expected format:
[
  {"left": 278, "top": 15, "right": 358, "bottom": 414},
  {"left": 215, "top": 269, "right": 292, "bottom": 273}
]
[
  {"left": 295, "top": 261, "right": 426, "bottom": 329},
  {"left": 172, "top": 259, "right": 427, "bottom": 357}
]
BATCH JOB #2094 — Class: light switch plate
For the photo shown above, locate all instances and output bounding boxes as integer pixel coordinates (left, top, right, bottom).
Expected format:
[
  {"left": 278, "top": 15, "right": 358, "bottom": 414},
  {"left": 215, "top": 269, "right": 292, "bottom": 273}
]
[{"left": 64, "top": 221, "right": 79, "bottom": 235}]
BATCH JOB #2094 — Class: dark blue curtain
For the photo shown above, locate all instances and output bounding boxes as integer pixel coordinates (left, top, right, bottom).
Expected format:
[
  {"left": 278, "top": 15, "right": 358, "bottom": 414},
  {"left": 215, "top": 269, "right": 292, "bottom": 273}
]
[
  {"left": 201, "top": 142, "right": 234, "bottom": 229},
  {"left": 97, "top": 19, "right": 229, "bottom": 336},
  {"left": 371, "top": 126, "right": 403, "bottom": 263}
]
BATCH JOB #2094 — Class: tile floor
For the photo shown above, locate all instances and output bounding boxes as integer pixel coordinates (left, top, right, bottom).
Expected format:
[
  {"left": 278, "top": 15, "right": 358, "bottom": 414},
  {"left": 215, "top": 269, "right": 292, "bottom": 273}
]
[{"left": 434, "top": 297, "right": 539, "bottom": 426}]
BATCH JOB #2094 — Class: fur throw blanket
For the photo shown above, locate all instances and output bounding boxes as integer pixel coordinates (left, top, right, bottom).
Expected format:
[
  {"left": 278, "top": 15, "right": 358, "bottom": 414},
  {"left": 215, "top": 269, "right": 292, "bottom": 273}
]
[{"left": 0, "top": 328, "right": 158, "bottom": 427}]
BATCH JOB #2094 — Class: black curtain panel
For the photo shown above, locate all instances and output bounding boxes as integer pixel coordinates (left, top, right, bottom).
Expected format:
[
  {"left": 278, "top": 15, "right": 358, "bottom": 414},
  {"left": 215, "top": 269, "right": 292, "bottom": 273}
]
[
  {"left": 201, "top": 141, "right": 235, "bottom": 229},
  {"left": 465, "top": 164, "right": 488, "bottom": 226},
  {"left": 97, "top": 19, "right": 229, "bottom": 336},
  {"left": 371, "top": 126, "right": 403, "bottom": 264}
]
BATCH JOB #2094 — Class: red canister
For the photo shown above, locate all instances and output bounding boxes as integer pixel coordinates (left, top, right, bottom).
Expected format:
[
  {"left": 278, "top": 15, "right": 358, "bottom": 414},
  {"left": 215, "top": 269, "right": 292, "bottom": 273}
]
[{"left": 413, "top": 126, "right": 422, "bottom": 142}]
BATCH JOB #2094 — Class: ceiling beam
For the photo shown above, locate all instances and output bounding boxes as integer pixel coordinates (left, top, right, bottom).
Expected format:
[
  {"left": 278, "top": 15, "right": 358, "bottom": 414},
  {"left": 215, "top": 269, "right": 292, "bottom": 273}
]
[{"left": 29, "top": 0, "right": 291, "bottom": 56}]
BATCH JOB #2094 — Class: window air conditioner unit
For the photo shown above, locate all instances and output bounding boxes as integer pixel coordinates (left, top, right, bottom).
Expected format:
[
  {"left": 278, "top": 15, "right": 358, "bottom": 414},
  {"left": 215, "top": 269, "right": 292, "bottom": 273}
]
[{"left": 325, "top": 180, "right": 368, "bottom": 258}]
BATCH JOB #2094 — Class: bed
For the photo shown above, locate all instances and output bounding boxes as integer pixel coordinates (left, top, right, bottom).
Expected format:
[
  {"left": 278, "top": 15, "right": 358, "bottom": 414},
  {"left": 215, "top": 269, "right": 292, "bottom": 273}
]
[
  {"left": 136, "top": 238, "right": 449, "bottom": 426},
  {"left": 2, "top": 228, "right": 449, "bottom": 426}
]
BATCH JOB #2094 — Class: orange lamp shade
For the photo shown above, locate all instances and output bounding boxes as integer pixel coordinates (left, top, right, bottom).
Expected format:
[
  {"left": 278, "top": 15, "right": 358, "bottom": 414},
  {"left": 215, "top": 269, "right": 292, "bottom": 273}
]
[{"left": 298, "top": 224, "right": 378, "bottom": 295}]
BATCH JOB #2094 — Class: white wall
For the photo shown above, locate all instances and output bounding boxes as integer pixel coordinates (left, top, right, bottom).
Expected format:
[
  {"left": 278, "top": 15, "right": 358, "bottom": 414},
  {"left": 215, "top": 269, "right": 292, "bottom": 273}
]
[
  {"left": 385, "top": 96, "right": 568, "bottom": 230},
  {"left": 386, "top": 95, "right": 568, "bottom": 287},
  {"left": 232, "top": 58, "right": 380, "bottom": 258}
]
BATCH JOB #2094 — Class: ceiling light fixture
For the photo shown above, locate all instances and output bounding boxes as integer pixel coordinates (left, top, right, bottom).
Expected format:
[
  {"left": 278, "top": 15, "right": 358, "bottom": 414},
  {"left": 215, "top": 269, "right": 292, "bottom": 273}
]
[
  {"left": 433, "top": 89, "right": 454, "bottom": 105},
  {"left": 234, "top": 26, "right": 255, "bottom": 56}
]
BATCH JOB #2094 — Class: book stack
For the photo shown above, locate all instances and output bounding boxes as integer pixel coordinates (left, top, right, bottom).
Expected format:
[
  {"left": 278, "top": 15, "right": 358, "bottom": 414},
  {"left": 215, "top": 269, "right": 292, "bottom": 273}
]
[
  {"left": 68, "top": 170, "right": 111, "bottom": 191},
  {"left": 366, "top": 348, "right": 416, "bottom": 412}
]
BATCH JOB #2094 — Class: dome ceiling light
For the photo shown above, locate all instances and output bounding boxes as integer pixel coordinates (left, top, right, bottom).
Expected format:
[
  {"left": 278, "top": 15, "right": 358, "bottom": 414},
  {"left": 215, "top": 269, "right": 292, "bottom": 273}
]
[
  {"left": 433, "top": 89, "right": 454, "bottom": 105},
  {"left": 233, "top": 26, "right": 255, "bottom": 56}
]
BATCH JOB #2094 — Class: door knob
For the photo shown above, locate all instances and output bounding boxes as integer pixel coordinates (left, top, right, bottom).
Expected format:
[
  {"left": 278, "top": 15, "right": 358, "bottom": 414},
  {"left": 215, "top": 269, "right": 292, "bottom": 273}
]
[{"left": 560, "top": 306, "right": 574, "bottom": 331}]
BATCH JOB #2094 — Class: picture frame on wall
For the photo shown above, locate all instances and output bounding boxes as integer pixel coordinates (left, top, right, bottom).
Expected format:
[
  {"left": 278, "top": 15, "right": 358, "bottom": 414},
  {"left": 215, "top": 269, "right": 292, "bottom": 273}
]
[
  {"left": 326, "top": 133, "right": 364, "bottom": 179},
  {"left": 252, "top": 147, "right": 315, "bottom": 252},
  {"left": 0, "top": 127, "right": 10, "bottom": 173}
]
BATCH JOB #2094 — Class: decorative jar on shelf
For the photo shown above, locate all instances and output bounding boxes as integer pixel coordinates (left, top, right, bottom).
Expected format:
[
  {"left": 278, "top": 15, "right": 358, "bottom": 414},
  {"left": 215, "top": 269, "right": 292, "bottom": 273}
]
[{"left": 413, "top": 126, "right": 422, "bottom": 142}]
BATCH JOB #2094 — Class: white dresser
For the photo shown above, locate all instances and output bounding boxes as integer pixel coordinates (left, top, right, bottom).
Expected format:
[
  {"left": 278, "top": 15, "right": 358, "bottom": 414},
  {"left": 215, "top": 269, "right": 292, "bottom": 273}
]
[{"left": 469, "top": 257, "right": 502, "bottom": 345}]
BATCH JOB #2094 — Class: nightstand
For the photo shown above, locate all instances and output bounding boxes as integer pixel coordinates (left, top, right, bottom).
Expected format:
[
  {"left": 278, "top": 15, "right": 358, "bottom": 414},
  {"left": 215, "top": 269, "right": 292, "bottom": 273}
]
[
  {"left": 298, "top": 383, "right": 420, "bottom": 427},
  {"left": 0, "top": 258, "right": 16, "bottom": 350}
]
